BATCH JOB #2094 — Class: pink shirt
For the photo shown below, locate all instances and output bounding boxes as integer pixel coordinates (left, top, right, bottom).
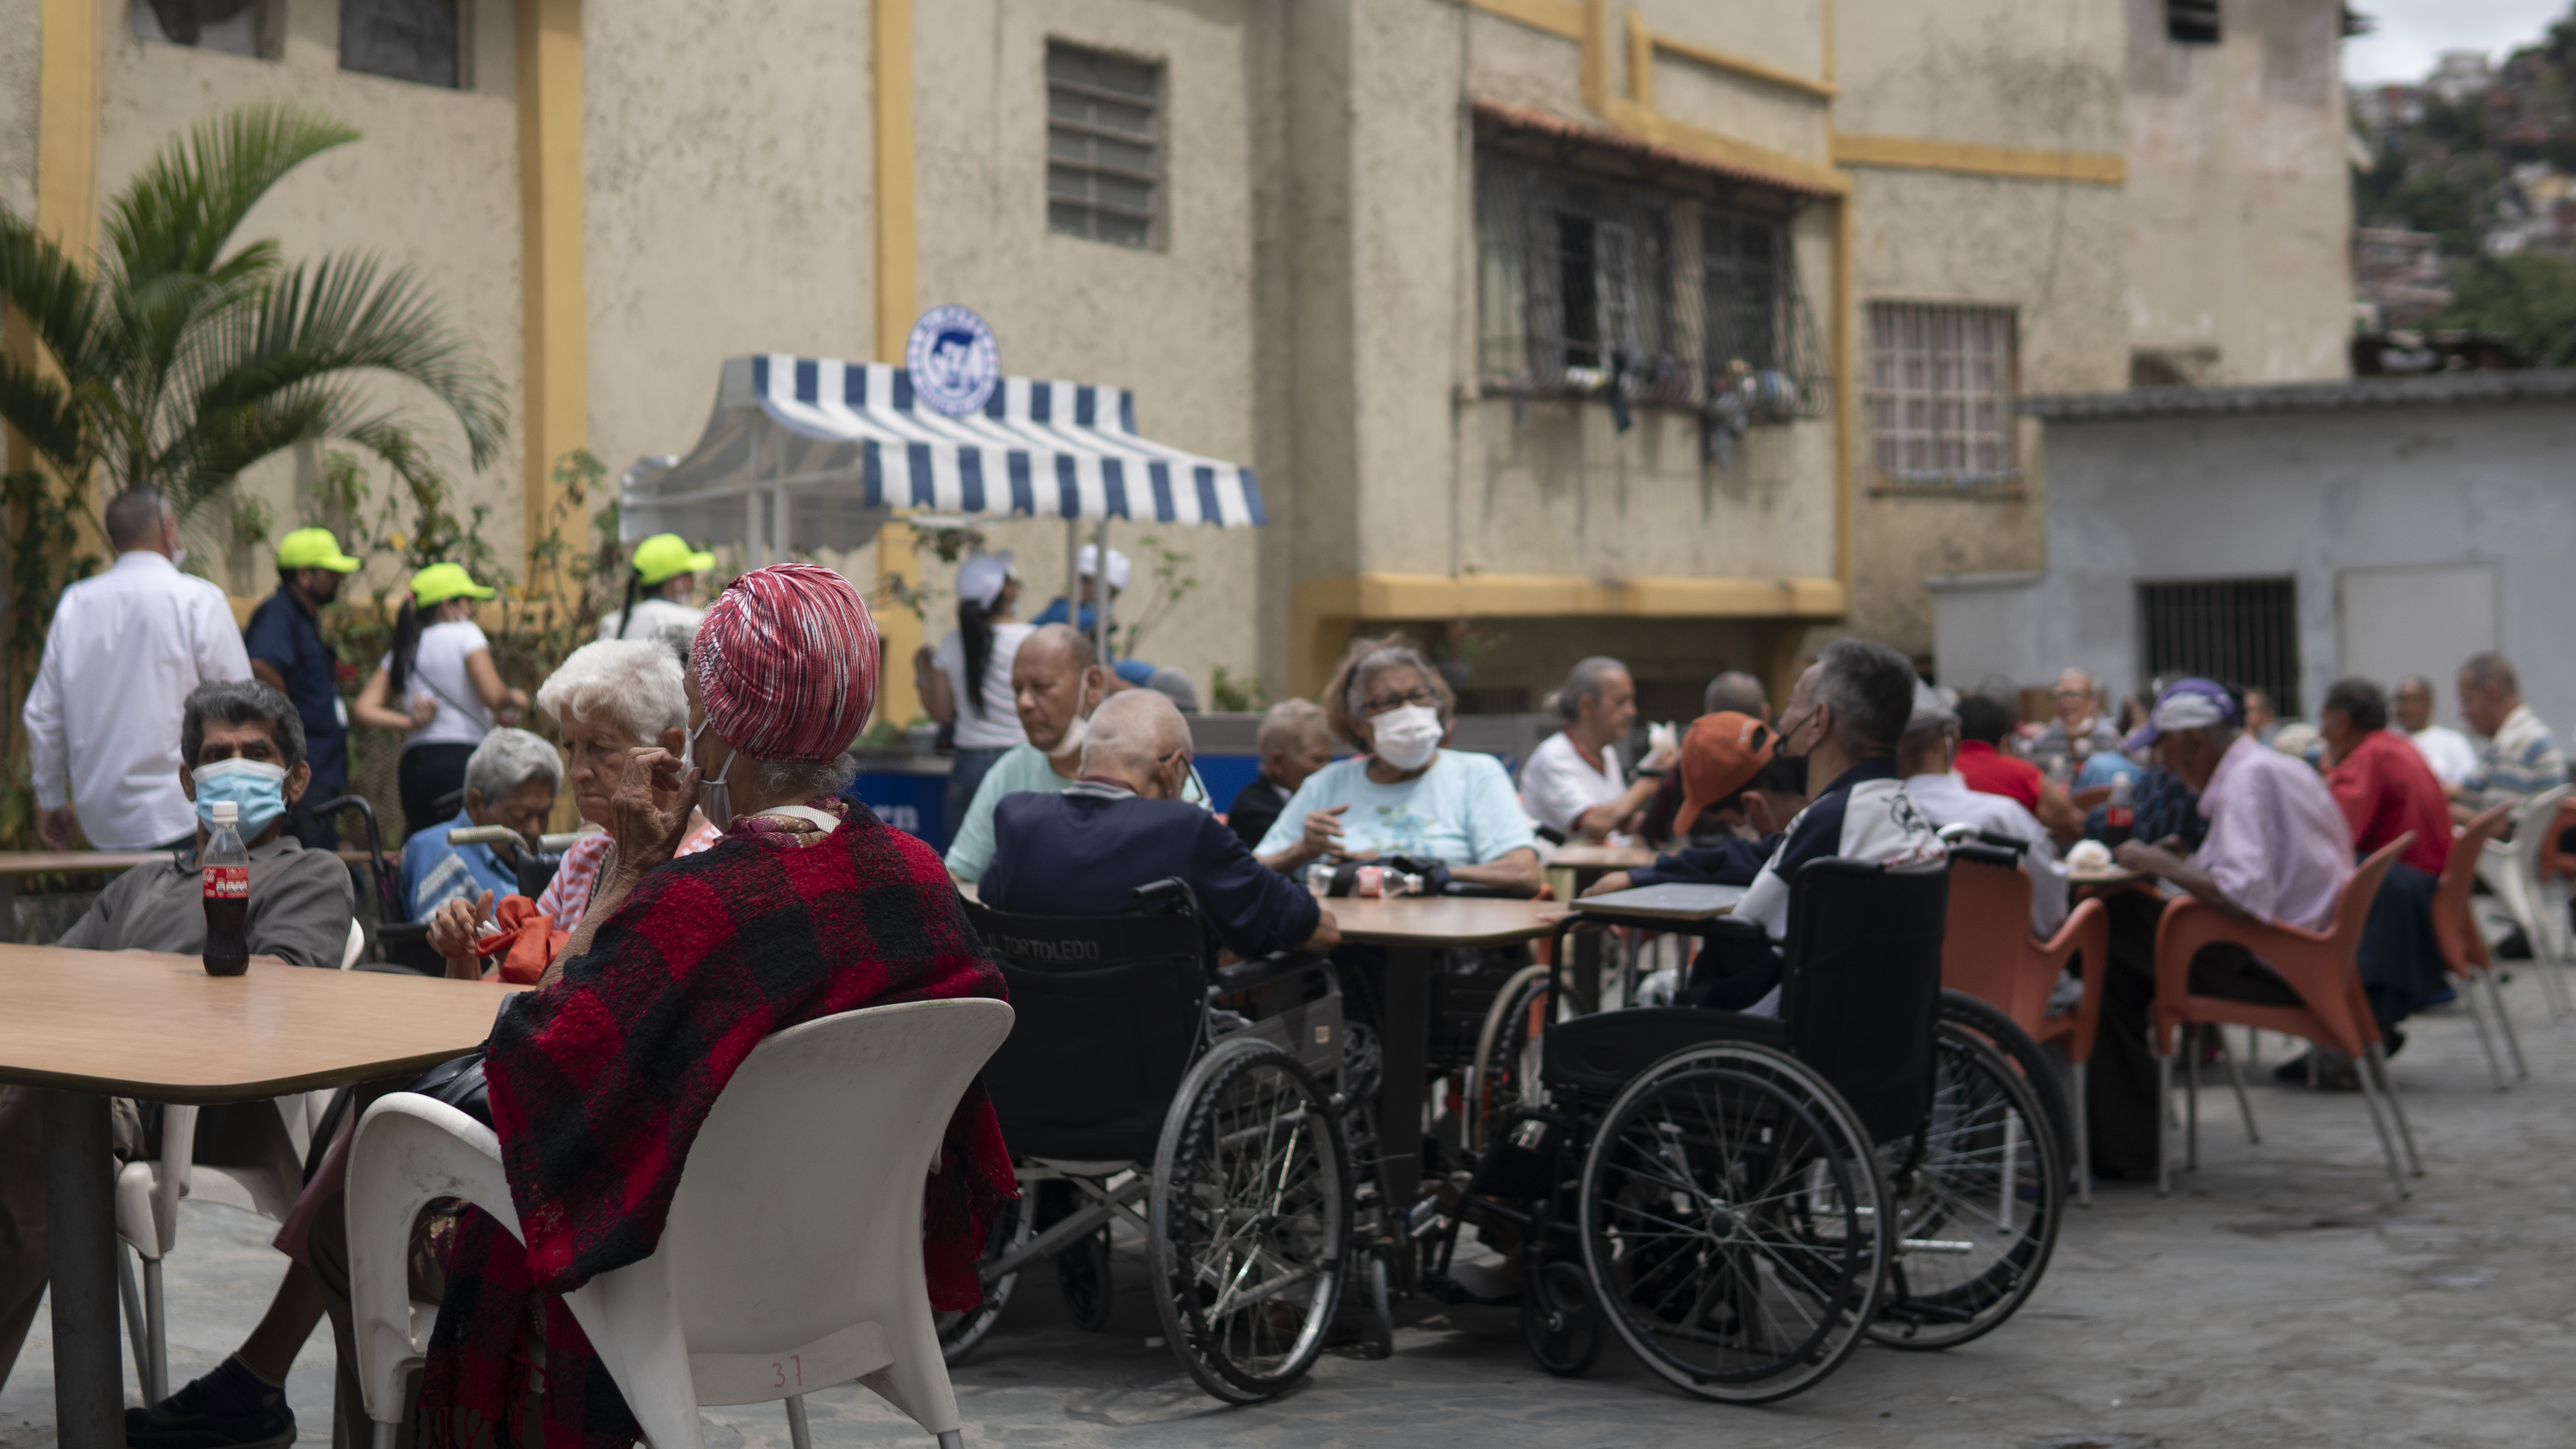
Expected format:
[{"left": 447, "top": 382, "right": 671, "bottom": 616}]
[
  {"left": 533, "top": 821, "right": 723, "bottom": 931},
  {"left": 2195, "top": 734, "right": 2353, "bottom": 931}
]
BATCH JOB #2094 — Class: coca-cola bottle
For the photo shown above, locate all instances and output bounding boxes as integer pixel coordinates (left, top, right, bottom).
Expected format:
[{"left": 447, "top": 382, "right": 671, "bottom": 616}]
[
  {"left": 2102, "top": 773, "right": 2136, "bottom": 849},
  {"left": 201, "top": 800, "right": 250, "bottom": 977}
]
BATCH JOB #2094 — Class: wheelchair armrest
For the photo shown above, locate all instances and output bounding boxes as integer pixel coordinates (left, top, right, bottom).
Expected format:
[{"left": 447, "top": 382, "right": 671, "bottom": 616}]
[
  {"left": 1212, "top": 951, "right": 1332, "bottom": 996},
  {"left": 1700, "top": 916, "right": 1769, "bottom": 943}
]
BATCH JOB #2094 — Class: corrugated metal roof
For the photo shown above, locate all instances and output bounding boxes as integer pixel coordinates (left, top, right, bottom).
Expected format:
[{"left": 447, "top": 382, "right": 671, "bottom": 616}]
[{"left": 2019, "top": 369, "right": 2576, "bottom": 420}]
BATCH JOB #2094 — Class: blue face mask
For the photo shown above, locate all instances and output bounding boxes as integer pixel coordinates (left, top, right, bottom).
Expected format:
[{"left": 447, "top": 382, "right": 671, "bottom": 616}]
[{"left": 193, "top": 758, "right": 289, "bottom": 837}]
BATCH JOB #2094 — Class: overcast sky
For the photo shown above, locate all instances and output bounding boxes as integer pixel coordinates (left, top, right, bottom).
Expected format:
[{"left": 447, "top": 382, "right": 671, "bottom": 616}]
[{"left": 2345, "top": 0, "right": 2571, "bottom": 84}]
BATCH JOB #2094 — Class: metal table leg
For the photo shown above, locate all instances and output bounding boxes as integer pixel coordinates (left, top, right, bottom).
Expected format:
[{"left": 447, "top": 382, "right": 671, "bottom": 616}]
[
  {"left": 43, "top": 1090, "right": 119, "bottom": 1449},
  {"left": 1376, "top": 946, "right": 1431, "bottom": 1290}
]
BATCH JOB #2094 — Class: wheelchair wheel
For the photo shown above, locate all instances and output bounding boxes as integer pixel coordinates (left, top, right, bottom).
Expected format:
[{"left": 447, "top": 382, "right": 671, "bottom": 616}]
[
  {"left": 936, "top": 1185, "right": 1030, "bottom": 1361},
  {"left": 1579, "top": 1042, "right": 1889, "bottom": 1404},
  {"left": 1868, "top": 1021, "right": 2064, "bottom": 1351},
  {"left": 1058, "top": 1223, "right": 1113, "bottom": 1331},
  {"left": 1150, "top": 1037, "right": 1351, "bottom": 1403},
  {"left": 1937, "top": 989, "right": 2077, "bottom": 1178},
  {"left": 1469, "top": 964, "right": 1552, "bottom": 1153},
  {"left": 1520, "top": 1258, "right": 1606, "bottom": 1377}
]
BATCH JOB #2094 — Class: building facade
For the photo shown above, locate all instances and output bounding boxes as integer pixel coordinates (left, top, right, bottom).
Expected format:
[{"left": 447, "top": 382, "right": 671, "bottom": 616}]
[{"left": 2, "top": 0, "right": 2356, "bottom": 723}]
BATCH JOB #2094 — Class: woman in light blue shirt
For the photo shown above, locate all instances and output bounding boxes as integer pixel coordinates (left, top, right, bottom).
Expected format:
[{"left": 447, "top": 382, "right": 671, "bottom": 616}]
[{"left": 1255, "top": 637, "right": 1541, "bottom": 895}]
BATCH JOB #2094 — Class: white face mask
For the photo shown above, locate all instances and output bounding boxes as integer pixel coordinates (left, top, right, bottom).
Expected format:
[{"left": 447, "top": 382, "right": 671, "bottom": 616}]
[
  {"left": 1370, "top": 704, "right": 1443, "bottom": 772},
  {"left": 681, "top": 714, "right": 735, "bottom": 830},
  {"left": 1048, "top": 709, "right": 1090, "bottom": 763}
]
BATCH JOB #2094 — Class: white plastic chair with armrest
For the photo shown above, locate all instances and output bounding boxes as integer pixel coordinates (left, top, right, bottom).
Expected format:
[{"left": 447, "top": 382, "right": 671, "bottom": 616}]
[
  {"left": 111, "top": 919, "right": 364, "bottom": 1400},
  {"left": 2476, "top": 782, "right": 2573, "bottom": 1017},
  {"left": 349, "top": 996, "right": 1015, "bottom": 1449}
]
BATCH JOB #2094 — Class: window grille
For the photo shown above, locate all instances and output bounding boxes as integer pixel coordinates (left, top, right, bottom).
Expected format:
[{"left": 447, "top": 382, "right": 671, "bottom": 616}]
[
  {"left": 1047, "top": 44, "right": 1159, "bottom": 249},
  {"left": 1476, "top": 152, "right": 1825, "bottom": 415},
  {"left": 340, "top": 0, "right": 459, "bottom": 88},
  {"left": 2138, "top": 577, "right": 2301, "bottom": 716},
  {"left": 1868, "top": 301, "right": 2017, "bottom": 488},
  {"left": 134, "top": 0, "right": 279, "bottom": 58},
  {"left": 2167, "top": 0, "right": 2221, "bottom": 44}
]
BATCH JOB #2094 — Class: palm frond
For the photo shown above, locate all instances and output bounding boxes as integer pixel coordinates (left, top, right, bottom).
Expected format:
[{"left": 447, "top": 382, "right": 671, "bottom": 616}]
[
  {"left": 102, "top": 104, "right": 360, "bottom": 288},
  {"left": 0, "top": 352, "right": 90, "bottom": 479},
  {"left": 0, "top": 210, "right": 105, "bottom": 385},
  {"left": 155, "top": 376, "right": 437, "bottom": 510}
]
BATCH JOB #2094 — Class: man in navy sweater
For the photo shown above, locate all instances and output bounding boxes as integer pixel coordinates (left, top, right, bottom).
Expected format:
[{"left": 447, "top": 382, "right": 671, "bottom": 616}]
[{"left": 984, "top": 689, "right": 1339, "bottom": 959}]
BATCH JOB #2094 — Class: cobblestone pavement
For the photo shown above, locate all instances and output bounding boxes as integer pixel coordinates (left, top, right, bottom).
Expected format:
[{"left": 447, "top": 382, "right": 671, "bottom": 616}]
[{"left": 8, "top": 965, "right": 2575, "bottom": 1449}]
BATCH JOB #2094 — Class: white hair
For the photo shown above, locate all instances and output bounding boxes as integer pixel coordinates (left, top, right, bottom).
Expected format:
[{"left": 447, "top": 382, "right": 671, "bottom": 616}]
[
  {"left": 464, "top": 727, "right": 565, "bottom": 802},
  {"left": 1255, "top": 698, "right": 1329, "bottom": 757},
  {"left": 535, "top": 640, "right": 688, "bottom": 745}
]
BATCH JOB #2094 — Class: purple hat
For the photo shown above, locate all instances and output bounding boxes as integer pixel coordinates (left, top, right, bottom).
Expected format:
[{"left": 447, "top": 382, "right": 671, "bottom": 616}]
[{"left": 2125, "top": 678, "right": 2238, "bottom": 751}]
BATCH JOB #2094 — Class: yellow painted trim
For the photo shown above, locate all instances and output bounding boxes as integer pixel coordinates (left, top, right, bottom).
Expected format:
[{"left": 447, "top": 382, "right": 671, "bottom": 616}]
[
  {"left": 871, "top": 0, "right": 923, "bottom": 726},
  {"left": 1580, "top": 0, "right": 1613, "bottom": 113},
  {"left": 1652, "top": 33, "right": 1838, "bottom": 100},
  {"left": 1599, "top": 99, "right": 1850, "bottom": 196},
  {"left": 1831, "top": 196, "right": 1854, "bottom": 588},
  {"left": 1830, "top": 133, "right": 2126, "bottom": 185},
  {"left": 515, "top": 0, "right": 586, "bottom": 588},
  {"left": 1449, "top": 0, "right": 1586, "bottom": 41},
  {"left": 10, "top": 0, "right": 101, "bottom": 485},
  {"left": 1294, "top": 573, "right": 1848, "bottom": 620},
  {"left": 1624, "top": 10, "right": 1654, "bottom": 108}
]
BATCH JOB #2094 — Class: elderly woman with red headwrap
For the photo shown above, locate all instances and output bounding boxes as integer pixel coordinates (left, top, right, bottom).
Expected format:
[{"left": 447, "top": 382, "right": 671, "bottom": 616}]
[{"left": 264, "top": 567, "right": 1012, "bottom": 1449}]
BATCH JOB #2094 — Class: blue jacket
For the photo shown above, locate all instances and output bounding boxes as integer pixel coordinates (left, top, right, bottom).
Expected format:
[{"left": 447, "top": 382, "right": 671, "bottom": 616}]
[{"left": 983, "top": 783, "right": 1321, "bottom": 960}]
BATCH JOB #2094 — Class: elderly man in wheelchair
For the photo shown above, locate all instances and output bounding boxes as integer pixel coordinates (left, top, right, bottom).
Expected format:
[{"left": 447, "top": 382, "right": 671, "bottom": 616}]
[
  {"left": 1422, "top": 642, "right": 2069, "bottom": 1404},
  {"left": 954, "top": 688, "right": 1360, "bottom": 1402}
]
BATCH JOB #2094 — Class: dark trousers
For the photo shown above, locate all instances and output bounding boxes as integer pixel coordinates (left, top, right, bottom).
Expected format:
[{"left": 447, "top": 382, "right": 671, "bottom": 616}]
[
  {"left": 397, "top": 743, "right": 477, "bottom": 842},
  {"left": 2088, "top": 892, "right": 2303, "bottom": 1179}
]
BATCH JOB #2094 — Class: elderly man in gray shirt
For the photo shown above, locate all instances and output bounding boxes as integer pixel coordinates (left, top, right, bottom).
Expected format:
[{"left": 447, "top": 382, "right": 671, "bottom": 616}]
[{"left": 0, "top": 680, "right": 354, "bottom": 1397}]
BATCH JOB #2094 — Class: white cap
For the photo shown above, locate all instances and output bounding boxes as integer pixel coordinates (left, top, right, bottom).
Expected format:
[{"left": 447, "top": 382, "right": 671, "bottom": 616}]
[
  {"left": 1075, "top": 544, "right": 1132, "bottom": 591},
  {"left": 210, "top": 801, "right": 238, "bottom": 825},
  {"left": 955, "top": 550, "right": 1015, "bottom": 609}
]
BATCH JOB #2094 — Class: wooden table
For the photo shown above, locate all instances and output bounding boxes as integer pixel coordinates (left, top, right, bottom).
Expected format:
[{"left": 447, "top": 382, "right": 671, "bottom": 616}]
[
  {"left": 0, "top": 948, "right": 519, "bottom": 1449},
  {"left": 1546, "top": 842, "right": 1655, "bottom": 874},
  {"left": 1325, "top": 896, "right": 1554, "bottom": 1266}
]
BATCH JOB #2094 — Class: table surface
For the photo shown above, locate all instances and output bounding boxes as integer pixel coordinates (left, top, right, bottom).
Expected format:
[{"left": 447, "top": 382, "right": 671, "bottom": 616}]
[
  {"left": 0, "top": 947, "right": 521, "bottom": 1102},
  {"left": 1549, "top": 843, "right": 1656, "bottom": 871},
  {"left": 1572, "top": 882, "right": 1746, "bottom": 920},
  {"left": 0, "top": 849, "right": 373, "bottom": 878},
  {"left": 1324, "top": 894, "right": 1557, "bottom": 947}
]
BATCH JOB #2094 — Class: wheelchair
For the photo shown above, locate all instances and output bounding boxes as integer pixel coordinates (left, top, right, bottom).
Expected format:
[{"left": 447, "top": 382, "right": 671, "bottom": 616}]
[
  {"left": 1417, "top": 855, "right": 2066, "bottom": 1402},
  {"left": 943, "top": 879, "right": 1376, "bottom": 1402}
]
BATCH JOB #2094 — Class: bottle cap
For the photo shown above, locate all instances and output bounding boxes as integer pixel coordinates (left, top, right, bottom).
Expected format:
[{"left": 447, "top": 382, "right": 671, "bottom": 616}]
[{"left": 211, "top": 801, "right": 238, "bottom": 825}]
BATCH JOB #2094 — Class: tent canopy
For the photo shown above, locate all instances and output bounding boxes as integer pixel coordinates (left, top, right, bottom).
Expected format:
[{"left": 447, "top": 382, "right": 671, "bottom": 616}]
[{"left": 621, "top": 355, "right": 1266, "bottom": 560}]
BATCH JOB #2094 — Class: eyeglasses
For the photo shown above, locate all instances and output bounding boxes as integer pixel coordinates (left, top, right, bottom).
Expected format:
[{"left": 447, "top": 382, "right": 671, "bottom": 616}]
[{"left": 1361, "top": 689, "right": 1436, "bottom": 715}]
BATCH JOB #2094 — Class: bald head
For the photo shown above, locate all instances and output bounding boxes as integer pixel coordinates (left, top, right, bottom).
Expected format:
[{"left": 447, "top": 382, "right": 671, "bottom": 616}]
[
  {"left": 1012, "top": 623, "right": 1106, "bottom": 755},
  {"left": 1081, "top": 688, "right": 1193, "bottom": 798}
]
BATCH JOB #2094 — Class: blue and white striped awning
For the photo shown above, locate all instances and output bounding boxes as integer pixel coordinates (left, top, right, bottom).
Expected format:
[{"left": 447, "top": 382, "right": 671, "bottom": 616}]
[{"left": 622, "top": 355, "right": 1266, "bottom": 553}]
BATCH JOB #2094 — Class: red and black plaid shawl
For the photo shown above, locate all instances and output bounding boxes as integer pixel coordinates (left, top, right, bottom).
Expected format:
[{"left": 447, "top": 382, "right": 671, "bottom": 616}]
[{"left": 417, "top": 806, "right": 1014, "bottom": 1449}]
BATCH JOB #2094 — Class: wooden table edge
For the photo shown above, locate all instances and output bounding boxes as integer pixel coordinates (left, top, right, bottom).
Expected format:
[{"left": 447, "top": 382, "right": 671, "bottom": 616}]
[
  {"left": 1334, "top": 925, "right": 1555, "bottom": 948},
  {"left": 0, "top": 1046, "right": 479, "bottom": 1104}
]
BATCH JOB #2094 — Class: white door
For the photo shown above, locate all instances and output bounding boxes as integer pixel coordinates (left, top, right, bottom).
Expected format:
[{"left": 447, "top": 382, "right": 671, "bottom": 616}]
[{"left": 2336, "top": 564, "right": 2498, "bottom": 729}]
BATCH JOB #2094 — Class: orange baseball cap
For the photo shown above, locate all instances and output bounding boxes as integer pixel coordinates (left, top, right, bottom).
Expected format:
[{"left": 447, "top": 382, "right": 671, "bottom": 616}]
[{"left": 1675, "top": 711, "right": 1778, "bottom": 834}]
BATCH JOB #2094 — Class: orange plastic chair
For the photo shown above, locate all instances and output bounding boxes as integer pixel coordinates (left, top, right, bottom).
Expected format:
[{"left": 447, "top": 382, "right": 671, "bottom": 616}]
[
  {"left": 1940, "top": 851, "right": 2111, "bottom": 1203},
  {"left": 2150, "top": 836, "right": 2417, "bottom": 1197},
  {"left": 2439, "top": 805, "right": 2522, "bottom": 1090}
]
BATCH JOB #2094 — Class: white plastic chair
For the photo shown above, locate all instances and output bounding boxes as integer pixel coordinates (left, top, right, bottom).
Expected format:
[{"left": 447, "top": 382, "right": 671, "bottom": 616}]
[
  {"left": 112, "top": 919, "right": 363, "bottom": 1399},
  {"left": 2476, "top": 782, "right": 2573, "bottom": 1017},
  {"left": 349, "top": 997, "right": 1014, "bottom": 1449}
]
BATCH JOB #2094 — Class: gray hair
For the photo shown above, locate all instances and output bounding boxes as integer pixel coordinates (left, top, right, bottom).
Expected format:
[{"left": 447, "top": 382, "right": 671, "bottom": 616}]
[
  {"left": 1082, "top": 689, "right": 1188, "bottom": 776},
  {"left": 746, "top": 753, "right": 860, "bottom": 803},
  {"left": 182, "top": 679, "right": 305, "bottom": 770},
  {"left": 2463, "top": 651, "right": 2519, "bottom": 694},
  {"left": 535, "top": 640, "right": 689, "bottom": 745},
  {"left": 463, "top": 727, "right": 565, "bottom": 803},
  {"left": 1704, "top": 670, "right": 1767, "bottom": 717},
  {"left": 1343, "top": 644, "right": 1451, "bottom": 723},
  {"left": 1812, "top": 638, "right": 1918, "bottom": 759},
  {"left": 1255, "top": 698, "right": 1330, "bottom": 758},
  {"left": 105, "top": 487, "right": 171, "bottom": 549},
  {"left": 1547, "top": 656, "right": 1628, "bottom": 722}
]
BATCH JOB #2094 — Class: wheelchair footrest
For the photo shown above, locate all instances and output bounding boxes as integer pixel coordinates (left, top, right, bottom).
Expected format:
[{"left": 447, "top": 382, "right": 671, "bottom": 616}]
[{"left": 1423, "top": 1260, "right": 1521, "bottom": 1307}]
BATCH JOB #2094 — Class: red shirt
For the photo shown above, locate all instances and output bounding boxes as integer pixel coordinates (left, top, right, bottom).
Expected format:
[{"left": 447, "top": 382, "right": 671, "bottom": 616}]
[
  {"left": 1955, "top": 739, "right": 2044, "bottom": 812},
  {"left": 2324, "top": 728, "right": 2453, "bottom": 876}
]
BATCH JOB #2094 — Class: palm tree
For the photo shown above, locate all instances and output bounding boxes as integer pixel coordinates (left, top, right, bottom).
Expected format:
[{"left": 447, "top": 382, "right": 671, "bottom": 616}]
[{"left": 0, "top": 102, "right": 507, "bottom": 518}]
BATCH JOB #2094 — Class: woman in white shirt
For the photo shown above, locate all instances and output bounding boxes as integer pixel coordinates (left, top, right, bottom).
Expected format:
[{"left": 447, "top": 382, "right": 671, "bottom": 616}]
[
  {"left": 352, "top": 563, "right": 528, "bottom": 839},
  {"left": 1519, "top": 656, "right": 1676, "bottom": 843},
  {"left": 595, "top": 533, "right": 712, "bottom": 643},
  {"left": 912, "top": 551, "right": 1033, "bottom": 838}
]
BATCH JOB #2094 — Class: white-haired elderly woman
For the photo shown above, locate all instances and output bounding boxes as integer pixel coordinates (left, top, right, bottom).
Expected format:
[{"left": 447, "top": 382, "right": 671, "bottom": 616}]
[
  {"left": 1519, "top": 655, "right": 1678, "bottom": 844},
  {"left": 1254, "top": 634, "right": 1542, "bottom": 896},
  {"left": 422, "top": 638, "right": 722, "bottom": 969},
  {"left": 398, "top": 726, "right": 565, "bottom": 922}
]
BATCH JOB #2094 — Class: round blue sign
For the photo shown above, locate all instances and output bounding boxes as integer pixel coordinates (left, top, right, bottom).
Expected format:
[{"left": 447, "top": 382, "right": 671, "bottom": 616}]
[{"left": 905, "top": 305, "right": 1000, "bottom": 415}]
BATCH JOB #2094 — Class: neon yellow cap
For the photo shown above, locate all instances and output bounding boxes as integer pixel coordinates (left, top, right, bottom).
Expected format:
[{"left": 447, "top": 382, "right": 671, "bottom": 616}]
[
  {"left": 631, "top": 534, "right": 716, "bottom": 586},
  {"left": 409, "top": 562, "right": 496, "bottom": 606},
  {"left": 276, "top": 527, "right": 360, "bottom": 573}
]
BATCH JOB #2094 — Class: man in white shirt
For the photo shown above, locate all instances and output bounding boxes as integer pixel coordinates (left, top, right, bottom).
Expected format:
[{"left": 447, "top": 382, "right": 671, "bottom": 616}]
[
  {"left": 1519, "top": 656, "right": 1676, "bottom": 842},
  {"left": 2391, "top": 675, "right": 2477, "bottom": 788},
  {"left": 24, "top": 487, "right": 253, "bottom": 849},
  {"left": 1896, "top": 687, "right": 2068, "bottom": 938}
]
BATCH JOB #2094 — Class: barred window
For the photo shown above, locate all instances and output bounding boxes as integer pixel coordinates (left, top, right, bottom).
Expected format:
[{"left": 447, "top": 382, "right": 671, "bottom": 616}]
[
  {"left": 1703, "top": 210, "right": 1783, "bottom": 374},
  {"left": 1868, "top": 302, "right": 2017, "bottom": 488},
  {"left": 340, "top": 0, "right": 460, "bottom": 88},
  {"left": 2166, "top": 0, "right": 2221, "bottom": 44},
  {"left": 1047, "top": 44, "right": 1159, "bottom": 249},
  {"left": 2139, "top": 577, "right": 2300, "bottom": 715},
  {"left": 133, "top": 0, "right": 280, "bottom": 58}
]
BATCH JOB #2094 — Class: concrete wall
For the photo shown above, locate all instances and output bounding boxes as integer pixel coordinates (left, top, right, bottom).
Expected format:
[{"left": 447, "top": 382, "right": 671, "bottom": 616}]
[
  {"left": 1943, "top": 394, "right": 2576, "bottom": 735},
  {"left": 0, "top": 0, "right": 35, "bottom": 220},
  {"left": 94, "top": 0, "right": 526, "bottom": 600},
  {"left": 2124, "top": 0, "right": 2352, "bottom": 384}
]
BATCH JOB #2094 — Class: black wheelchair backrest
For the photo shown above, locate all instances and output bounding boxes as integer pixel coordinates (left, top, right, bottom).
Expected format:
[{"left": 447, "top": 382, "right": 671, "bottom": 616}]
[
  {"left": 1778, "top": 855, "right": 1951, "bottom": 1144},
  {"left": 963, "top": 891, "right": 1210, "bottom": 1163}
]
